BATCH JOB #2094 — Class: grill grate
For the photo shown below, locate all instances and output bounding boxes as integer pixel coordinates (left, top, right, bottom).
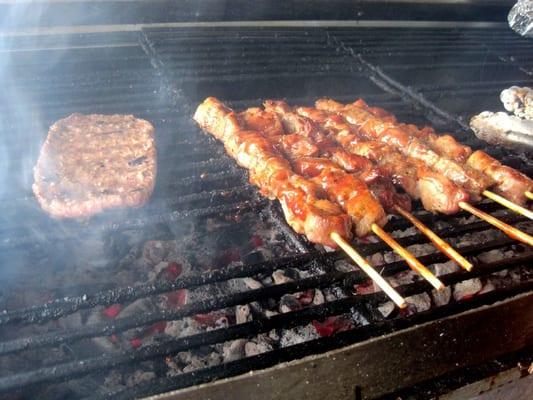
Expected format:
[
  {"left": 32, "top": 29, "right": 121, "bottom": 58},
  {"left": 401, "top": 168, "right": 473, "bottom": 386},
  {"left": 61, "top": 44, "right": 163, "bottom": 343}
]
[
  {"left": 0, "top": 242, "right": 530, "bottom": 394},
  {"left": 328, "top": 27, "right": 533, "bottom": 133},
  {"left": 0, "top": 26, "right": 532, "bottom": 399}
]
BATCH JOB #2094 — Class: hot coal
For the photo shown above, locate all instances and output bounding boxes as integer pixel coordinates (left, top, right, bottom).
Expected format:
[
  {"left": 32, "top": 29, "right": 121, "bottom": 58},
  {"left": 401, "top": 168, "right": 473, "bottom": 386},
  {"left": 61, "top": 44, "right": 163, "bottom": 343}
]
[{"left": 0, "top": 204, "right": 531, "bottom": 398}]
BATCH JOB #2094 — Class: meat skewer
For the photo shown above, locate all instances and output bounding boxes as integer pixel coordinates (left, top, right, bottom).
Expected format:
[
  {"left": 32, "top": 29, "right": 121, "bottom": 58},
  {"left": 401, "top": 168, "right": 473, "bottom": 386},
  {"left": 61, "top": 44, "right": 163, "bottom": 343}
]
[
  {"left": 300, "top": 103, "right": 533, "bottom": 223},
  {"left": 316, "top": 98, "right": 492, "bottom": 201},
  {"left": 344, "top": 98, "right": 533, "bottom": 223},
  {"left": 317, "top": 99, "right": 533, "bottom": 247},
  {"left": 242, "top": 104, "right": 444, "bottom": 290},
  {"left": 194, "top": 97, "right": 351, "bottom": 248},
  {"left": 358, "top": 99, "right": 533, "bottom": 208},
  {"left": 468, "top": 151, "right": 533, "bottom": 215},
  {"left": 262, "top": 101, "right": 412, "bottom": 213},
  {"left": 293, "top": 105, "right": 473, "bottom": 270},
  {"left": 482, "top": 190, "right": 533, "bottom": 220},
  {"left": 194, "top": 97, "right": 407, "bottom": 308},
  {"left": 295, "top": 106, "right": 469, "bottom": 215},
  {"left": 240, "top": 107, "right": 387, "bottom": 238}
]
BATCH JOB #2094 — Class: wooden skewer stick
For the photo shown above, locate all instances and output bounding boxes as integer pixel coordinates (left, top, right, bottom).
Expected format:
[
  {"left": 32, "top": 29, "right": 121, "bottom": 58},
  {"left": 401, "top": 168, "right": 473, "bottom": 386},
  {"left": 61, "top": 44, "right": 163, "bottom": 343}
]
[
  {"left": 394, "top": 206, "right": 473, "bottom": 272},
  {"left": 370, "top": 224, "right": 445, "bottom": 291},
  {"left": 459, "top": 201, "right": 533, "bottom": 247},
  {"left": 483, "top": 190, "right": 533, "bottom": 220},
  {"left": 330, "top": 232, "right": 407, "bottom": 309},
  {"left": 525, "top": 191, "right": 533, "bottom": 201}
]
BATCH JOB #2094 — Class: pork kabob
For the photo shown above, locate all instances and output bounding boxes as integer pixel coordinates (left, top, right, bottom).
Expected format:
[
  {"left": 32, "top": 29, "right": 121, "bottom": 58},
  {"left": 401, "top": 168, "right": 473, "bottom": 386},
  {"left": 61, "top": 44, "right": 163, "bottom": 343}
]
[
  {"left": 240, "top": 103, "right": 445, "bottom": 290},
  {"left": 308, "top": 99, "right": 533, "bottom": 246},
  {"left": 262, "top": 100, "right": 474, "bottom": 271},
  {"left": 356, "top": 99, "right": 533, "bottom": 219},
  {"left": 294, "top": 106, "right": 469, "bottom": 215},
  {"left": 194, "top": 97, "right": 407, "bottom": 308}
]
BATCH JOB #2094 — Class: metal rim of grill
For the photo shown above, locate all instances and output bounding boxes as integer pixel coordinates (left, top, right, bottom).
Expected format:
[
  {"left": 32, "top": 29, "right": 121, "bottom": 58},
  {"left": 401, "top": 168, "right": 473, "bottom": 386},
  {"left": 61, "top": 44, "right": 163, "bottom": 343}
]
[{"left": 0, "top": 24, "right": 532, "bottom": 399}]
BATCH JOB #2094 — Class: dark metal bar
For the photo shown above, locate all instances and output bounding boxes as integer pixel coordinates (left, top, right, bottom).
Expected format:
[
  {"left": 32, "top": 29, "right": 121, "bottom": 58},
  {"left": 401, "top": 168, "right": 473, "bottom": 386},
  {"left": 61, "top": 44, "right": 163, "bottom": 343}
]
[
  {"left": 0, "top": 237, "right": 525, "bottom": 356},
  {"left": 96, "top": 284, "right": 533, "bottom": 400},
  {"left": 0, "top": 253, "right": 531, "bottom": 393},
  {"left": 265, "top": 203, "right": 316, "bottom": 253},
  {"left": 0, "top": 251, "right": 317, "bottom": 326},
  {"left": 0, "top": 207, "right": 525, "bottom": 327}
]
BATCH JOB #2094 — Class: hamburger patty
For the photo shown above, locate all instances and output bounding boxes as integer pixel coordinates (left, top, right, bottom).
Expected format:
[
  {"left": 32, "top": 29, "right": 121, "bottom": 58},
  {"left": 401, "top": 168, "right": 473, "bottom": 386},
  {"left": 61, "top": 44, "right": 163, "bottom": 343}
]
[{"left": 33, "top": 113, "right": 157, "bottom": 218}]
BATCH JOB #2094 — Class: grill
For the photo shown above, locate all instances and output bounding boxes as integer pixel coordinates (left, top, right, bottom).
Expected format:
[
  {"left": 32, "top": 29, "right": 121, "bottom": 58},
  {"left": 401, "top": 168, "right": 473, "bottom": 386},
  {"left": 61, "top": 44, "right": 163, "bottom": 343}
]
[{"left": 0, "top": 23, "right": 532, "bottom": 400}]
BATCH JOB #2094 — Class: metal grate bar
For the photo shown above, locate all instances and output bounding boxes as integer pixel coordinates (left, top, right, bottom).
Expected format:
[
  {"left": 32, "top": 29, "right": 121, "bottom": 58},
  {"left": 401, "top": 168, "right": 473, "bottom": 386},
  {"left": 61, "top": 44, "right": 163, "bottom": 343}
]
[
  {"left": 0, "top": 235, "right": 525, "bottom": 358},
  {"left": 0, "top": 205, "right": 524, "bottom": 327},
  {"left": 98, "top": 280, "right": 533, "bottom": 400},
  {"left": 0, "top": 252, "right": 531, "bottom": 394}
]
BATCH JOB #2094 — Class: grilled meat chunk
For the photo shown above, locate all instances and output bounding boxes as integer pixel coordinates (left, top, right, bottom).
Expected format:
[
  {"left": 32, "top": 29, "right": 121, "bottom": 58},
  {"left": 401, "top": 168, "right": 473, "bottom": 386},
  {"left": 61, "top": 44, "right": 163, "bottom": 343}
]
[
  {"left": 467, "top": 150, "right": 533, "bottom": 205},
  {"left": 33, "top": 113, "right": 156, "bottom": 219},
  {"left": 316, "top": 98, "right": 492, "bottom": 201},
  {"left": 296, "top": 106, "right": 469, "bottom": 214},
  {"left": 361, "top": 102, "right": 473, "bottom": 163},
  {"left": 292, "top": 158, "right": 387, "bottom": 235},
  {"left": 194, "top": 97, "right": 352, "bottom": 248},
  {"left": 257, "top": 103, "right": 390, "bottom": 234}
]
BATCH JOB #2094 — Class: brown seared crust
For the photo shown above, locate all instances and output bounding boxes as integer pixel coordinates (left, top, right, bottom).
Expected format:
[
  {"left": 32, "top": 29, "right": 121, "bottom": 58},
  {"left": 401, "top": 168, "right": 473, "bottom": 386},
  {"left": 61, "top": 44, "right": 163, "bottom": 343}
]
[
  {"left": 467, "top": 150, "right": 533, "bottom": 205},
  {"left": 33, "top": 113, "right": 156, "bottom": 219}
]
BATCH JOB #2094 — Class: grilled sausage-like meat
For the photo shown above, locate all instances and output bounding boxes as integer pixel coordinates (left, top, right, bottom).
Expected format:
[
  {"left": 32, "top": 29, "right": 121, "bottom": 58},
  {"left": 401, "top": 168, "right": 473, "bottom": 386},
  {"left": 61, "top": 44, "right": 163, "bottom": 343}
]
[
  {"left": 194, "top": 97, "right": 352, "bottom": 248},
  {"left": 348, "top": 99, "right": 533, "bottom": 206},
  {"left": 296, "top": 106, "right": 469, "bottom": 214},
  {"left": 316, "top": 98, "right": 491, "bottom": 201},
  {"left": 467, "top": 150, "right": 533, "bottom": 205},
  {"left": 359, "top": 99, "right": 473, "bottom": 163},
  {"left": 241, "top": 106, "right": 388, "bottom": 236},
  {"left": 262, "top": 101, "right": 411, "bottom": 213}
]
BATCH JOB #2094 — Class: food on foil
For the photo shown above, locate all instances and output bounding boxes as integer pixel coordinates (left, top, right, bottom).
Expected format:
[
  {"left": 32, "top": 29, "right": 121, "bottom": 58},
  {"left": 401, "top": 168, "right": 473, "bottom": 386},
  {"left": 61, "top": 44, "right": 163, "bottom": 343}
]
[
  {"left": 194, "top": 97, "right": 532, "bottom": 247},
  {"left": 470, "top": 111, "right": 533, "bottom": 154},
  {"left": 508, "top": 0, "right": 533, "bottom": 38},
  {"left": 500, "top": 86, "right": 533, "bottom": 120},
  {"left": 33, "top": 113, "right": 157, "bottom": 218}
]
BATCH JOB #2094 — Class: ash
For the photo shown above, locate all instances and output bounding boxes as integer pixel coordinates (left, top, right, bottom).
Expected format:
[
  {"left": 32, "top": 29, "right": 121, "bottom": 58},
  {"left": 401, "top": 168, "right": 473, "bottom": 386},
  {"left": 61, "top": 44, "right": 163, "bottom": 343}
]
[
  {"left": 360, "top": 216, "right": 533, "bottom": 318},
  {"left": 0, "top": 208, "right": 531, "bottom": 398}
]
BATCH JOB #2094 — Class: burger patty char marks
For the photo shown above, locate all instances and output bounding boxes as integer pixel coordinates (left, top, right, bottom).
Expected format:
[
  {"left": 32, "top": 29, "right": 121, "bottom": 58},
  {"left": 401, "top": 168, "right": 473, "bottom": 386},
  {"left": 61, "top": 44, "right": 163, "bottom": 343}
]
[{"left": 33, "top": 113, "right": 157, "bottom": 218}]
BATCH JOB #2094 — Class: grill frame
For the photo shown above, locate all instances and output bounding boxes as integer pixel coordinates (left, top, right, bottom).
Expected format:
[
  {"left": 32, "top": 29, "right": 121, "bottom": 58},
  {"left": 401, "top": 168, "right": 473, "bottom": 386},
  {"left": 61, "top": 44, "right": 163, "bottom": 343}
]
[
  {"left": 134, "top": 291, "right": 533, "bottom": 400},
  {"left": 0, "top": 23, "right": 531, "bottom": 400},
  {"left": 0, "top": 1, "right": 516, "bottom": 30}
]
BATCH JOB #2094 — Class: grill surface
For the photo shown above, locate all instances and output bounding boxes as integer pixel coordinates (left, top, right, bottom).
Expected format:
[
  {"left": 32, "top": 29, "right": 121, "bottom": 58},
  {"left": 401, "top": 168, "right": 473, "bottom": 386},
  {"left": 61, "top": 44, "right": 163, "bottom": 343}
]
[{"left": 0, "top": 26, "right": 531, "bottom": 399}]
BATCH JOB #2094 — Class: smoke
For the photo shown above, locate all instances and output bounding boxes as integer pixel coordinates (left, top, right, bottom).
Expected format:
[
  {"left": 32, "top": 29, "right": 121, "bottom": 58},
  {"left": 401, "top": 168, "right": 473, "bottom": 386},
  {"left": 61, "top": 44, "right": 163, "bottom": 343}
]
[
  {"left": 0, "top": 2, "right": 71, "bottom": 203},
  {"left": 0, "top": 3, "right": 102, "bottom": 290}
]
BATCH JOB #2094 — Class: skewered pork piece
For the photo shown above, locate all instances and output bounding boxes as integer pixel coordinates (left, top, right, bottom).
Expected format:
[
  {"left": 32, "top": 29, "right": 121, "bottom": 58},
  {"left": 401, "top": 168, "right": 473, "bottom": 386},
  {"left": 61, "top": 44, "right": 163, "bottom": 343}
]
[
  {"left": 194, "top": 97, "right": 352, "bottom": 248},
  {"left": 316, "top": 99, "right": 492, "bottom": 202},
  {"left": 357, "top": 99, "right": 473, "bottom": 163},
  {"left": 244, "top": 103, "right": 476, "bottom": 272},
  {"left": 294, "top": 106, "right": 470, "bottom": 214},
  {"left": 352, "top": 99, "right": 533, "bottom": 206},
  {"left": 240, "top": 107, "right": 387, "bottom": 237},
  {"left": 467, "top": 150, "right": 533, "bottom": 205},
  {"left": 261, "top": 100, "right": 412, "bottom": 213}
]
